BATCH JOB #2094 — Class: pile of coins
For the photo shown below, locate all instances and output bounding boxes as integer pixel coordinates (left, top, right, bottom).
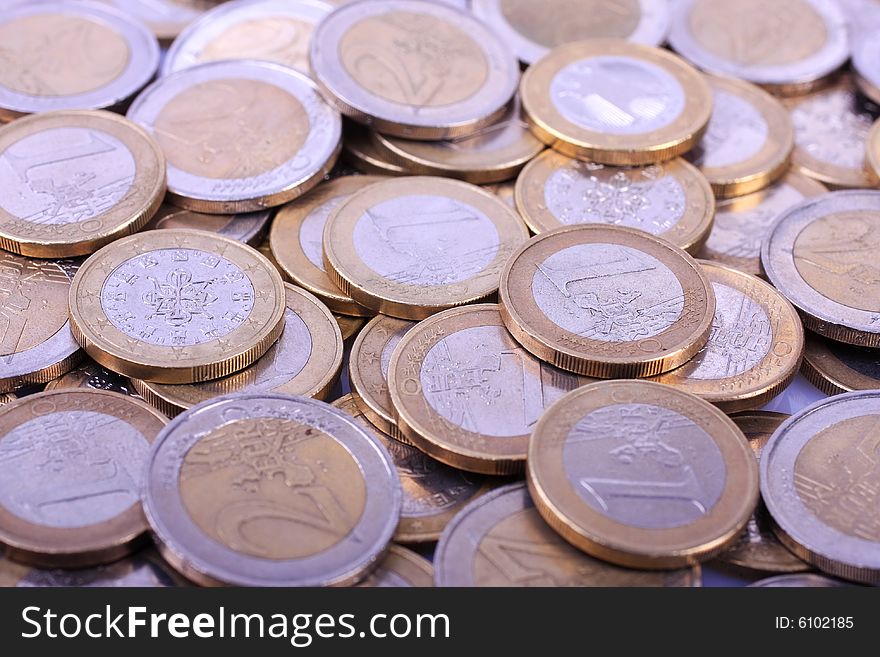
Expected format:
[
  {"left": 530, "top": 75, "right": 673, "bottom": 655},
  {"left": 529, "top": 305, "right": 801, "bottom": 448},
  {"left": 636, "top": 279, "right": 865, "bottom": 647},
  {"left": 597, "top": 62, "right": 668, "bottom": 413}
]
[{"left": 0, "top": 0, "right": 878, "bottom": 588}]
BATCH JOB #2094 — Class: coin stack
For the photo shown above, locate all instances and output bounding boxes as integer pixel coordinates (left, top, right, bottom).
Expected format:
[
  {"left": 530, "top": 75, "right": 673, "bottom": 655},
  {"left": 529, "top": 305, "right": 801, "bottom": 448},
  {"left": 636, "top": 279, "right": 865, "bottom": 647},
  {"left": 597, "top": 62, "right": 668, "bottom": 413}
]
[{"left": 0, "top": 0, "right": 878, "bottom": 589}]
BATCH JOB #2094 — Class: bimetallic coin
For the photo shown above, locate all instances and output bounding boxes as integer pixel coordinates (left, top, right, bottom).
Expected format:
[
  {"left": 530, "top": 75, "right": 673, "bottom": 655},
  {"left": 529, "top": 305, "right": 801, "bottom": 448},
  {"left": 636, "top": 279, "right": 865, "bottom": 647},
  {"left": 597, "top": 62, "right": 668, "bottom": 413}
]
[
  {"left": 0, "top": 548, "right": 182, "bottom": 587},
  {"left": 270, "top": 176, "right": 383, "bottom": 316},
  {"left": 520, "top": 40, "right": 712, "bottom": 165},
  {"left": 698, "top": 172, "right": 827, "bottom": 277},
  {"left": 324, "top": 177, "right": 528, "bottom": 319},
  {"left": 356, "top": 545, "right": 433, "bottom": 587},
  {"left": 143, "top": 393, "right": 401, "bottom": 587},
  {"left": 369, "top": 97, "right": 544, "bottom": 184},
  {"left": 99, "top": 0, "right": 214, "bottom": 43},
  {"left": 69, "top": 229, "right": 286, "bottom": 384},
  {"left": 342, "top": 124, "right": 409, "bottom": 177},
  {"left": 761, "top": 191, "right": 880, "bottom": 348},
  {"left": 334, "top": 393, "right": 490, "bottom": 543},
  {"left": 718, "top": 411, "right": 810, "bottom": 573},
  {"left": 515, "top": 150, "right": 714, "bottom": 253},
  {"left": 127, "top": 60, "right": 341, "bottom": 213},
  {"left": 668, "top": 0, "right": 849, "bottom": 96},
  {"left": 784, "top": 76, "right": 878, "bottom": 189},
  {"left": 749, "top": 574, "right": 851, "bottom": 587},
  {"left": 0, "top": 1, "right": 160, "bottom": 121},
  {"left": 349, "top": 314, "right": 416, "bottom": 439},
  {"left": 471, "top": 0, "right": 670, "bottom": 65},
  {"left": 335, "top": 314, "right": 366, "bottom": 342},
  {"left": 853, "top": 33, "right": 880, "bottom": 105},
  {"left": 0, "top": 253, "right": 82, "bottom": 393},
  {"left": 132, "top": 284, "right": 343, "bottom": 414},
  {"left": 0, "top": 111, "right": 165, "bottom": 258},
  {"left": 435, "top": 483, "right": 701, "bottom": 586},
  {"left": 0, "top": 390, "right": 166, "bottom": 567},
  {"left": 388, "top": 304, "right": 589, "bottom": 474},
  {"left": 650, "top": 262, "right": 804, "bottom": 413},
  {"left": 528, "top": 381, "right": 759, "bottom": 568},
  {"left": 44, "top": 358, "right": 138, "bottom": 397},
  {"left": 761, "top": 391, "right": 880, "bottom": 584},
  {"left": 801, "top": 333, "right": 880, "bottom": 395},
  {"left": 499, "top": 224, "right": 716, "bottom": 377},
  {"left": 310, "top": 0, "right": 519, "bottom": 139},
  {"left": 689, "top": 76, "right": 793, "bottom": 198},
  {"left": 163, "top": 0, "right": 332, "bottom": 77},
  {"left": 144, "top": 204, "right": 272, "bottom": 247}
]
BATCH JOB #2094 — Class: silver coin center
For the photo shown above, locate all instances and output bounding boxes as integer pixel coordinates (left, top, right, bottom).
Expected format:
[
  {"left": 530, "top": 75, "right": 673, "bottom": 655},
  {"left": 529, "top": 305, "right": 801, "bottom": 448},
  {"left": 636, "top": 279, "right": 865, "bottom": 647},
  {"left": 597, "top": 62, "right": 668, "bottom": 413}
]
[
  {"left": 0, "top": 127, "right": 135, "bottom": 225},
  {"left": 563, "top": 403, "right": 726, "bottom": 529},
  {"left": 300, "top": 194, "right": 352, "bottom": 272},
  {"left": 685, "top": 282, "right": 771, "bottom": 380},
  {"left": 380, "top": 325, "right": 410, "bottom": 380},
  {"left": 532, "top": 243, "right": 684, "bottom": 342},
  {"left": 250, "top": 307, "right": 311, "bottom": 389},
  {"left": 420, "top": 324, "right": 580, "bottom": 437},
  {"left": 0, "top": 411, "right": 149, "bottom": 528},
  {"left": 550, "top": 55, "right": 685, "bottom": 135},
  {"left": 544, "top": 161, "right": 686, "bottom": 233},
  {"left": 692, "top": 88, "right": 768, "bottom": 169},
  {"left": 101, "top": 248, "right": 255, "bottom": 346},
  {"left": 791, "top": 89, "right": 872, "bottom": 170},
  {"left": 352, "top": 194, "right": 500, "bottom": 286}
]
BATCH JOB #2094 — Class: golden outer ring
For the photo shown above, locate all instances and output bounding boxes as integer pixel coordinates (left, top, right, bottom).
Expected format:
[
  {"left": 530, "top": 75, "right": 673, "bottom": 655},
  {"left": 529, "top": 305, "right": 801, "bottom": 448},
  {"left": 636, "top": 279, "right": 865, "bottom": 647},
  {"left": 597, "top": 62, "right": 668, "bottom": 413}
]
[
  {"left": 866, "top": 119, "right": 880, "bottom": 185},
  {"left": 0, "top": 349, "right": 84, "bottom": 395},
  {"left": 323, "top": 176, "right": 529, "bottom": 320},
  {"left": 697, "top": 75, "right": 794, "bottom": 198},
  {"left": 270, "top": 176, "right": 386, "bottom": 316},
  {"left": 342, "top": 124, "right": 410, "bottom": 177},
  {"left": 69, "top": 229, "right": 286, "bottom": 384},
  {"left": 334, "top": 313, "right": 366, "bottom": 342},
  {"left": 649, "top": 261, "right": 804, "bottom": 413},
  {"left": 0, "top": 390, "right": 167, "bottom": 568},
  {"left": 514, "top": 149, "right": 715, "bottom": 253},
  {"left": 348, "top": 314, "right": 417, "bottom": 440},
  {"left": 499, "top": 224, "right": 716, "bottom": 377},
  {"left": 800, "top": 332, "right": 880, "bottom": 396},
  {"left": 520, "top": 40, "right": 713, "bottom": 165},
  {"left": 0, "top": 110, "right": 166, "bottom": 258},
  {"left": 130, "top": 284, "right": 344, "bottom": 415},
  {"left": 527, "top": 380, "right": 759, "bottom": 569},
  {"left": 784, "top": 76, "right": 876, "bottom": 189}
]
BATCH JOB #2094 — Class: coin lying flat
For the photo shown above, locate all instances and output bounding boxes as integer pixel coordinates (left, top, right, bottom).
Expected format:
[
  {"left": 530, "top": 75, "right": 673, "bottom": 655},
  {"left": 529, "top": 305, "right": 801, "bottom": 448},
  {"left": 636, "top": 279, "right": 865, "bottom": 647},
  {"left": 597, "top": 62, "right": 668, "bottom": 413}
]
[
  {"left": 324, "top": 177, "right": 528, "bottom": 319},
  {"left": 356, "top": 545, "right": 433, "bottom": 587},
  {"left": 127, "top": 60, "right": 341, "bottom": 213},
  {"left": 0, "top": 548, "right": 183, "bottom": 588},
  {"left": 0, "top": 1, "right": 160, "bottom": 122},
  {"left": 99, "top": 0, "right": 213, "bottom": 43},
  {"left": 761, "top": 391, "right": 880, "bottom": 584},
  {"left": 369, "top": 97, "right": 544, "bottom": 184},
  {"left": 853, "top": 33, "right": 880, "bottom": 105},
  {"left": 0, "top": 110, "right": 165, "bottom": 258},
  {"left": 650, "top": 262, "right": 803, "bottom": 413},
  {"left": 270, "top": 176, "right": 383, "bottom": 316},
  {"left": 334, "top": 393, "right": 490, "bottom": 543},
  {"left": 0, "top": 252, "right": 82, "bottom": 393},
  {"left": 499, "top": 224, "right": 715, "bottom": 377},
  {"left": 520, "top": 40, "right": 712, "bottom": 165},
  {"left": 335, "top": 314, "right": 365, "bottom": 342},
  {"left": 144, "top": 204, "right": 272, "bottom": 247},
  {"left": 471, "top": 0, "right": 670, "bottom": 65},
  {"left": 697, "top": 171, "right": 826, "bottom": 277},
  {"left": 784, "top": 77, "right": 877, "bottom": 189},
  {"left": 163, "top": 0, "right": 332, "bottom": 77},
  {"left": 0, "top": 390, "right": 166, "bottom": 568},
  {"left": 801, "top": 333, "right": 880, "bottom": 397},
  {"left": 389, "top": 304, "right": 588, "bottom": 474},
  {"left": 668, "top": 0, "right": 849, "bottom": 96},
  {"left": 349, "top": 314, "right": 416, "bottom": 439},
  {"left": 748, "top": 574, "right": 851, "bottom": 587},
  {"left": 144, "top": 393, "right": 401, "bottom": 587},
  {"left": 132, "top": 284, "right": 343, "bottom": 415},
  {"left": 310, "top": 0, "right": 519, "bottom": 139},
  {"left": 761, "top": 191, "right": 880, "bottom": 348},
  {"left": 515, "top": 150, "right": 714, "bottom": 253},
  {"left": 688, "top": 76, "right": 793, "bottom": 198},
  {"left": 44, "top": 358, "right": 138, "bottom": 397},
  {"left": 718, "top": 411, "right": 810, "bottom": 573},
  {"left": 342, "top": 124, "right": 409, "bottom": 177},
  {"left": 435, "top": 483, "right": 701, "bottom": 586},
  {"left": 69, "top": 229, "right": 286, "bottom": 384},
  {"left": 528, "top": 380, "right": 759, "bottom": 568}
]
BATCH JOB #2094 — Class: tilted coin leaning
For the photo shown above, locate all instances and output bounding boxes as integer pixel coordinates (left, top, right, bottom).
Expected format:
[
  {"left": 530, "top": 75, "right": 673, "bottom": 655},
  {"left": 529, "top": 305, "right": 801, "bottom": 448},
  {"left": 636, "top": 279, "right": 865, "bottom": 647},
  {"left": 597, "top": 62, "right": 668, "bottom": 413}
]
[{"left": 69, "top": 229, "right": 286, "bottom": 384}]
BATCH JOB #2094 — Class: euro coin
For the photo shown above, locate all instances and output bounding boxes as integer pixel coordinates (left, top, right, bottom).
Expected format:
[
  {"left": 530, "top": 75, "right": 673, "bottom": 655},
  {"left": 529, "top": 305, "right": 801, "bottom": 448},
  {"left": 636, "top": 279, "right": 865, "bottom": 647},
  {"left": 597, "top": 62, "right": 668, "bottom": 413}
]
[
  {"left": 801, "top": 333, "right": 880, "bottom": 395},
  {"left": 144, "top": 205, "right": 272, "bottom": 247},
  {"left": 44, "top": 358, "right": 138, "bottom": 397},
  {"left": 356, "top": 545, "right": 433, "bottom": 587}
]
